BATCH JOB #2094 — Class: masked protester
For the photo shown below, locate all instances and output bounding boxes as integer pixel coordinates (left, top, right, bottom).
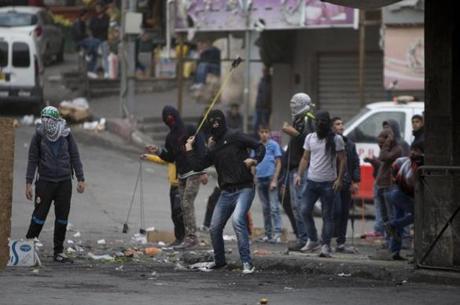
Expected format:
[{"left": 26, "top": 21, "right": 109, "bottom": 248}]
[
  {"left": 295, "top": 110, "right": 347, "bottom": 258},
  {"left": 145, "top": 106, "right": 206, "bottom": 249},
  {"left": 25, "top": 106, "right": 85, "bottom": 263},
  {"left": 185, "top": 110, "right": 265, "bottom": 274},
  {"left": 384, "top": 141, "right": 424, "bottom": 260},
  {"left": 281, "top": 93, "right": 315, "bottom": 251}
]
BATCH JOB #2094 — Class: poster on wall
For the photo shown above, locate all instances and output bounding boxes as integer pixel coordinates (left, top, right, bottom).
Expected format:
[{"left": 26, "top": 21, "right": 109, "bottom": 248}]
[
  {"left": 384, "top": 27, "right": 424, "bottom": 90},
  {"left": 175, "top": 0, "right": 356, "bottom": 31}
]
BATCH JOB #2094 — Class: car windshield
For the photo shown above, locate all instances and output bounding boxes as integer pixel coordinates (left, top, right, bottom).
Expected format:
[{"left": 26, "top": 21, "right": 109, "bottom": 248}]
[
  {"left": 344, "top": 107, "right": 370, "bottom": 129},
  {"left": 0, "top": 12, "right": 38, "bottom": 27}
]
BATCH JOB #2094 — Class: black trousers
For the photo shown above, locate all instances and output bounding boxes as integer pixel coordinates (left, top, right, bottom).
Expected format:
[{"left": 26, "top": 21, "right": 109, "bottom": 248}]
[
  {"left": 279, "top": 183, "right": 298, "bottom": 236},
  {"left": 203, "top": 186, "right": 221, "bottom": 228},
  {"left": 26, "top": 179, "right": 72, "bottom": 255},
  {"left": 169, "top": 185, "right": 185, "bottom": 241}
]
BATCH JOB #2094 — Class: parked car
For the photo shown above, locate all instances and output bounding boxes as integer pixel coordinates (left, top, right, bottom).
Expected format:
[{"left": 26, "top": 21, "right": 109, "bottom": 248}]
[
  {"left": 0, "top": 6, "right": 64, "bottom": 64},
  {"left": 344, "top": 97, "right": 424, "bottom": 202},
  {"left": 0, "top": 29, "right": 44, "bottom": 114}
]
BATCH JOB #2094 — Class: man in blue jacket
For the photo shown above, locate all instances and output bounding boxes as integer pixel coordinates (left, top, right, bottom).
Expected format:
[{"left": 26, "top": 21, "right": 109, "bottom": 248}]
[
  {"left": 25, "top": 106, "right": 85, "bottom": 263},
  {"left": 332, "top": 117, "right": 361, "bottom": 252}
]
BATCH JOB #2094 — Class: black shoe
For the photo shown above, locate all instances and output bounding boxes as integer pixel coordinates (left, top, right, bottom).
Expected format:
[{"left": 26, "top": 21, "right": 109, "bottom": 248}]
[
  {"left": 384, "top": 223, "right": 401, "bottom": 242},
  {"left": 392, "top": 253, "right": 407, "bottom": 261},
  {"left": 54, "top": 253, "right": 74, "bottom": 264},
  {"left": 288, "top": 241, "right": 306, "bottom": 252},
  {"left": 207, "top": 262, "right": 227, "bottom": 270}
]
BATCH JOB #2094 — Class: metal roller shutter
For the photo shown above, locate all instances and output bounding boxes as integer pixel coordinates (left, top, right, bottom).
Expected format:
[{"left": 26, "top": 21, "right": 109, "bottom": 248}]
[{"left": 317, "top": 52, "right": 386, "bottom": 121}]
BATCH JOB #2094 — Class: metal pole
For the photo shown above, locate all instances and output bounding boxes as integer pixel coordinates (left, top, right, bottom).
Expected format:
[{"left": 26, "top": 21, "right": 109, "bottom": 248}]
[
  {"left": 177, "top": 34, "right": 184, "bottom": 114},
  {"left": 358, "top": 9, "right": 366, "bottom": 108},
  {"left": 119, "top": 0, "right": 137, "bottom": 118},
  {"left": 243, "top": 0, "right": 251, "bottom": 133}
]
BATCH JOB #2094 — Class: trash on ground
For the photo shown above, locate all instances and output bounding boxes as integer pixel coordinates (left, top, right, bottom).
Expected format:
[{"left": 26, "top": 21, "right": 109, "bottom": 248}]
[
  {"left": 31, "top": 269, "right": 40, "bottom": 274},
  {"left": 73, "top": 232, "right": 81, "bottom": 238},
  {"left": 124, "top": 248, "right": 143, "bottom": 258},
  {"left": 174, "top": 263, "right": 187, "bottom": 271},
  {"left": 254, "top": 249, "right": 271, "bottom": 256},
  {"left": 284, "top": 287, "right": 294, "bottom": 290},
  {"left": 144, "top": 247, "right": 161, "bottom": 257},
  {"left": 87, "top": 252, "right": 115, "bottom": 262},
  {"left": 67, "top": 240, "right": 74, "bottom": 244},
  {"left": 20, "top": 115, "right": 35, "bottom": 126},
  {"left": 66, "top": 247, "right": 76, "bottom": 253},
  {"left": 158, "top": 241, "right": 166, "bottom": 247},
  {"left": 8, "top": 240, "right": 41, "bottom": 267},
  {"left": 59, "top": 97, "right": 90, "bottom": 123},
  {"left": 337, "top": 272, "right": 352, "bottom": 277},
  {"left": 75, "top": 246, "right": 85, "bottom": 253},
  {"left": 147, "top": 230, "right": 175, "bottom": 243},
  {"left": 132, "top": 233, "right": 147, "bottom": 244},
  {"left": 223, "top": 235, "right": 237, "bottom": 241},
  {"left": 97, "top": 239, "right": 106, "bottom": 245},
  {"left": 82, "top": 118, "right": 106, "bottom": 131},
  {"left": 189, "top": 262, "right": 214, "bottom": 272},
  {"left": 259, "top": 297, "right": 269, "bottom": 304},
  {"left": 115, "top": 265, "right": 124, "bottom": 271}
]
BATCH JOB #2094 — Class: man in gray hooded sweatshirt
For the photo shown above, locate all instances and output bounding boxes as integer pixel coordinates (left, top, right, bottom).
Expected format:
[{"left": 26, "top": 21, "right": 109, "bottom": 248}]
[{"left": 25, "top": 106, "right": 85, "bottom": 263}]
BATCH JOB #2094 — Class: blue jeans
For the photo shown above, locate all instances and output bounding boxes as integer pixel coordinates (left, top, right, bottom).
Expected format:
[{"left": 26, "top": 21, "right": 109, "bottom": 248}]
[
  {"left": 373, "top": 184, "right": 384, "bottom": 234},
  {"left": 79, "top": 37, "right": 101, "bottom": 72},
  {"left": 288, "top": 169, "right": 309, "bottom": 243},
  {"left": 210, "top": 187, "right": 255, "bottom": 265},
  {"left": 195, "top": 62, "right": 221, "bottom": 84},
  {"left": 375, "top": 186, "right": 394, "bottom": 241},
  {"left": 334, "top": 185, "right": 352, "bottom": 245},
  {"left": 257, "top": 177, "right": 282, "bottom": 238},
  {"left": 386, "top": 185, "right": 414, "bottom": 253},
  {"left": 302, "top": 179, "right": 336, "bottom": 246}
]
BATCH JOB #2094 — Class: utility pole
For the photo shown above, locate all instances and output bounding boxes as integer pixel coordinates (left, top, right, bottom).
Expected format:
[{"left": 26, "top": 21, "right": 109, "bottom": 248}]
[
  {"left": 177, "top": 34, "right": 185, "bottom": 114},
  {"left": 243, "top": 0, "right": 252, "bottom": 133},
  {"left": 120, "top": 0, "right": 137, "bottom": 118},
  {"left": 358, "top": 9, "right": 366, "bottom": 108}
]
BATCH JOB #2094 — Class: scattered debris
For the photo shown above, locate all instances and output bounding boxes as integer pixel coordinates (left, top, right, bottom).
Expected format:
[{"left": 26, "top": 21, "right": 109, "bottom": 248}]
[
  {"left": 67, "top": 240, "right": 74, "bottom": 245},
  {"left": 20, "top": 115, "right": 35, "bottom": 126},
  {"left": 97, "top": 239, "right": 106, "bottom": 245},
  {"left": 144, "top": 247, "right": 161, "bottom": 257},
  {"left": 131, "top": 233, "right": 147, "bottom": 244},
  {"left": 189, "top": 262, "right": 214, "bottom": 272},
  {"left": 337, "top": 272, "right": 352, "bottom": 277},
  {"left": 59, "top": 97, "right": 90, "bottom": 123},
  {"left": 73, "top": 232, "right": 81, "bottom": 238},
  {"left": 174, "top": 263, "right": 187, "bottom": 271},
  {"left": 87, "top": 252, "right": 115, "bottom": 262},
  {"left": 115, "top": 265, "right": 124, "bottom": 271},
  {"left": 75, "top": 246, "right": 85, "bottom": 253},
  {"left": 66, "top": 247, "right": 76, "bottom": 254},
  {"left": 31, "top": 269, "right": 40, "bottom": 274},
  {"left": 124, "top": 248, "right": 143, "bottom": 258},
  {"left": 284, "top": 287, "right": 294, "bottom": 290},
  {"left": 223, "top": 235, "right": 237, "bottom": 241},
  {"left": 254, "top": 249, "right": 270, "bottom": 256},
  {"left": 158, "top": 241, "right": 166, "bottom": 247},
  {"left": 82, "top": 118, "right": 106, "bottom": 131},
  {"left": 396, "top": 280, "right": 408, "bottom": 286},
  {"left": 259, "top": 297, "right": 269, "bottom": 304}
]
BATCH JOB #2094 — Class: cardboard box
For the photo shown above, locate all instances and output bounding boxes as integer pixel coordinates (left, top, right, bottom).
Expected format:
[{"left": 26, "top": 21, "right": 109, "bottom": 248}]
[
  {"left": 146, "top": 230, "right": 175, "bottom": 243},
  {"left": 8, "top": 240, "right": 40, "bottom": 267}
]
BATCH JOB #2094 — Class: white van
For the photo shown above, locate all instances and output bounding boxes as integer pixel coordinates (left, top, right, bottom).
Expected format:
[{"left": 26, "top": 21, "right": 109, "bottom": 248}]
[
  {"left": 343, "top": 98, "right": 424, "bottom": 202},
  {"left": 0, "top": 29, "right": 44, "bottom": 113}
]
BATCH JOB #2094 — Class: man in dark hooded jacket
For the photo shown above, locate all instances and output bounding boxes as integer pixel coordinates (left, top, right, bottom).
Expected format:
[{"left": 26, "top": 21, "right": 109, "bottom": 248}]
[
  {"left": 185, "top": 110, "right": 265, "bottom": 274},
  {"left": 146, "top": 106, "right": 206, "bottom": 249},
  {"left": 383, "top": 119, "right": 410, "bottom": 156}
]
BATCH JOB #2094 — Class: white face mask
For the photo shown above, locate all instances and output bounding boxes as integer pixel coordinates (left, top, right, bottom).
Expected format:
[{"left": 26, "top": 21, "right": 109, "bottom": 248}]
[{"left": 41, "top": 117, "right": 69, "bottom": 142}]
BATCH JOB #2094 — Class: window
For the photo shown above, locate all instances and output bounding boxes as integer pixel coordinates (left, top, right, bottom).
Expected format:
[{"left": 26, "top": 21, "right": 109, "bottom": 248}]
[
  {"left": 0, "top": 12, "right": 38, "bottom": 27},
  {"left": 12, "top": 42, "right": 30, "bottom": 68},
  {"left": 348, "top": 111, "right": 406, "bottom": 143},
  {"left": 0, "top": 41, "right": 7, "bottom": 67}
]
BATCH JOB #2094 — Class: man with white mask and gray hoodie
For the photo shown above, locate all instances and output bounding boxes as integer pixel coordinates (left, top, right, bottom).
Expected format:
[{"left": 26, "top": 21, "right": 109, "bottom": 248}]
[{"left": 25, "top": 106, "right": 85, "bottom": 263}]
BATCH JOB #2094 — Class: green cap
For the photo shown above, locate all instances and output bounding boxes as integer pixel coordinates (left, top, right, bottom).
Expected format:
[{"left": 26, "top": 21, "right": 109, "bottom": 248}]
[{"left": 41, "top": 106, "right": 60, "bottom": 119}]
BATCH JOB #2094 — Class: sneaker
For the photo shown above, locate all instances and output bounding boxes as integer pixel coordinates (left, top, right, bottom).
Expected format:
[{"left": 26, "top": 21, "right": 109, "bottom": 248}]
[
  {"left": 242, "top": 262, "right": 255, "bottom": 274},
  {"left": 300, "top": 240, "right": 321, "bottom": 252},
  {"left": 258, "top": 235, "right": 271, "bottom": 243},
  {"left": 168, "top": 239, "right": 183, "bottom": 247},
  {"left": 336, "top": 244, "right": 356, "bottom": 254},
  {"left": 174, "top": 236, "right": 198, "bottom": 250},
  {"left": 54, "top": 253, "right": 73, "bottom": 264},
  {"left": 271, "top": 234, "right": 282, "bottom": 244},
  {"left": 199, "top": 225, "right": 210, "bottom": 232},
  {"left": 318, "top": 245, "right": 332, "bottom": 258},
  {"left": 206, "top": 262, "right": 227, "bottom": 270},
  {"left": 288, "top": 241, "right": 307, "bottom": 252}
]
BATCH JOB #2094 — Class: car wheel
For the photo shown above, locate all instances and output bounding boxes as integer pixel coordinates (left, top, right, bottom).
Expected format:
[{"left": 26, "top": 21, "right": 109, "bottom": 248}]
[{"left": 56, "top": 40, "right": 65, "bottom": 63}]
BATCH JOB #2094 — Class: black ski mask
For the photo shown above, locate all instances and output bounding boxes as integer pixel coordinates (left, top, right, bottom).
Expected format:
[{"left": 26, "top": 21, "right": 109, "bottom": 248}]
[
  {"left": 315, "top": 110, "right": 336, "bottom": 161},
  {"left": 207, "top": 110, "right": 227, "bottom": 141},
  {"left": 293, "top": 114, "right": 306, "bottom": 132}
]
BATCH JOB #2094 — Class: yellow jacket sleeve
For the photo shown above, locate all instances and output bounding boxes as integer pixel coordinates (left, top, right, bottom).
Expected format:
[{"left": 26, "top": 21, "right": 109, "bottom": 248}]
[
  {"left": 168, "top": 164, "right": 179, "bottom": 186},
  {"left": 145, "top": 154, "right": 167, "bottom": 165}
]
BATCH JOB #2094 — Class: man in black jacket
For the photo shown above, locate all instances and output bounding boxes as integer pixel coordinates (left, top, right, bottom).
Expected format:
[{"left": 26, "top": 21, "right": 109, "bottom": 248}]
[
  {"left": 411, "top": 114, "right": 424, "bottom": 147},
  {"left": 25, "top": 106, "right": 85, "bottom": 263},
  {"left": 146, "top": 106, "right": 207, "bottom": 249},
  {"left": 332, "top": 117, "right": 360, "bottom": 252},
  {"left": 185, "top": 110, "right": 265, "bottom": 274}
]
